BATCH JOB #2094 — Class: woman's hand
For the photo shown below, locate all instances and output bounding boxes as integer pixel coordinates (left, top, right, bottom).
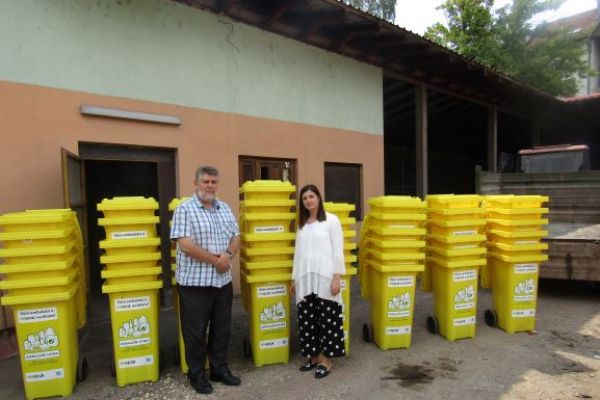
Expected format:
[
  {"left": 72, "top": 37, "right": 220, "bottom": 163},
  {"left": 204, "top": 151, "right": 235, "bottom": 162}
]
[{"left": 330, "top": 275, "right": 341, "bottom": 296}]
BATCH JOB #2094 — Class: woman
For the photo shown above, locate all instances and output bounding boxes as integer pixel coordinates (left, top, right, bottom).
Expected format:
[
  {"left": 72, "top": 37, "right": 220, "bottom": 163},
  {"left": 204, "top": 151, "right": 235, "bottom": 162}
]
[{"left": 291, "top": 184, "right": 346, "bottom": 379}]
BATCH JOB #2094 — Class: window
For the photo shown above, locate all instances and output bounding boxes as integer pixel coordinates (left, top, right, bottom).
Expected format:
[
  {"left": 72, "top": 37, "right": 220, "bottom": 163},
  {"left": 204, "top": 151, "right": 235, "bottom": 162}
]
[{"left": 324, "top": 162, "right": 363, "bottom": 220}]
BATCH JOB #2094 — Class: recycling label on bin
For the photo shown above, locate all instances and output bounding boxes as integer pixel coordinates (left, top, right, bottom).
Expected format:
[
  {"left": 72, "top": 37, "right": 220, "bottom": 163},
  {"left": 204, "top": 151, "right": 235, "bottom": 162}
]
[
  {"left": 112, "top": 230, "right": 148, "bottom": 240},
  {"left": 453, "top": 316, "right": 476, "bottom": 326},
  {"left": 514, "top": 278, "right": 536, "bottom": 302},
  {"left": 387, "top": 292, "right": 412, "bottom": 318},
  {"left": 454, "top": 284, "right": 475, "bottom": 311},
  {"left": 259, "top": 338, "right": 288, "bottom": 349},
  {"left": 388, "top": 276, "right": 414, "bottom": 287},
  {"left": 512, "top": 309, "right": 535, "bottom": 318},
  {"left": 18, "top": 307, "right": 58, "bottom": 323},
  {"left": 259, "top": 302, "right": 286, "bottom": 331},
  {"left": 453, "top": 270, "right": 476, "bottom": 282},
  {"left": 25, "top": 350, "right": 60, "bottom": 362},
  {"left": 386, "top": 326, "right": 411, "bottom": 335},
  {"left": 452, "top": 230, "right": 476, "bottom": 237},
  {"left": 115, "top": 296, "right": 151, "bottom": 312},
  {"left": 25, "top": 368, "right": 64, "bottom": 382},
  {"left": 254, "top": 226, "right": 284, "bottom": 234},
  {"left": 257, "top": 285, "right": 286, "bottom": 298},
  {"left": 515, "top": 264, "right": 538, "bottom": 274},
  {"left": 23, "top": 325, "right": 60, "bottom": 364},
  {"left": 119, "top": 354, "right": 154, "bottom": 369}
]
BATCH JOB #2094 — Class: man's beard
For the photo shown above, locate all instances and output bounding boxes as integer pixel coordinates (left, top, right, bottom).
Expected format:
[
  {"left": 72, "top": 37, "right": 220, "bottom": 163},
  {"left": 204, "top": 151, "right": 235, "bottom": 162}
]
[{"left": 197, "top": 190, "right": 215, "bottom": 203}]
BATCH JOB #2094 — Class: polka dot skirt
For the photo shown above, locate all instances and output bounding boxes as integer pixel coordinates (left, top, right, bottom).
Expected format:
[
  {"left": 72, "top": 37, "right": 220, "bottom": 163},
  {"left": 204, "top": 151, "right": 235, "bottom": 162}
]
[{"left": 297, "top": 293, "right": 345, "bottom": 358}]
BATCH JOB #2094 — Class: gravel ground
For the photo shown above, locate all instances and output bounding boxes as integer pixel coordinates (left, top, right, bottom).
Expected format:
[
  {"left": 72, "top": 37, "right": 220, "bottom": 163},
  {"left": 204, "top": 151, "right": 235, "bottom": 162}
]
[{"left": 0, "top": 278, "right": 599, "bottom": 400}]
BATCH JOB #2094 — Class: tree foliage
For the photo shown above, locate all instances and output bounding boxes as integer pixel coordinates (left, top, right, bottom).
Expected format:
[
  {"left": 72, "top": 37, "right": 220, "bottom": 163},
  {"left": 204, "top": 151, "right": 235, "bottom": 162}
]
[
  {"left": 424, "top": 0, "right": 592, "bottom": 96},
  {"left": 344, "top": 0, "right": 396, "bottom": 22}
]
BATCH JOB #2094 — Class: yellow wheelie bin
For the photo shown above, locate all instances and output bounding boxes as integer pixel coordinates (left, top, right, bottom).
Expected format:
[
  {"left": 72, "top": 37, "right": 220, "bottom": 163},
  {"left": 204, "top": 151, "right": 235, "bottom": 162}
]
[
  {"left": 483, "top": 194, "right": 549, "bottom": 333},
  {"left": 102, "top": 280, "right": 162, "bottom": 386},
  {"left": 425, "top": 194, "right": 486, "bottom": 341},
  {"left": 241, "top": 271, "right": 291, "bottom": 367},
  {"left": 1, "top": 285, "right": 82, "bottom": 400},
  {"left": 363, "top": 261, "right": 423, "bottom": 349}
]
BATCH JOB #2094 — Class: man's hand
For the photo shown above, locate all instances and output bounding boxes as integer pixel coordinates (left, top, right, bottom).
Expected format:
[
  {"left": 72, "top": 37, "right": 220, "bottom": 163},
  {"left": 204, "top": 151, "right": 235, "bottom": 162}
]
[{"left": 214, "top": 252, "right": 231, "bottom": 273}]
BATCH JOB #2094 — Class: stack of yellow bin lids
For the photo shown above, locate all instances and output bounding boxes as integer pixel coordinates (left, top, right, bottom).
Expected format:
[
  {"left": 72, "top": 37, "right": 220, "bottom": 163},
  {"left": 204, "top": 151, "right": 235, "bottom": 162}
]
[
  {"left": 168, "top": 197, "right": 188, "bottom": 374},
  {"left": 238, "top": 180, "right": 296, "bottom": 367},
  {"left": 323, "top": 202, "right": 357, "bottom": 355},
  {"left": 358, "top": 196, "right": 426, "bottom": 350},
  {"left": 483, "top": 194, "right": 549, "bottom": 333},
  {"left": 425, "top": 194, "right": 487, "bottom": 341},
  {"left": 97, "top": 197, "right": 162, "bottom": 387},
  {"left": 0, "top": 208, "right": 87, "bottom": 399}
]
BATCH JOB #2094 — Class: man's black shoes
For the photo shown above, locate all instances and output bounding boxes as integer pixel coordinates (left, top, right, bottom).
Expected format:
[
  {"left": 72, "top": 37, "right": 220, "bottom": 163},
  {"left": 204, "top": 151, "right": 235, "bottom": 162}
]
[
  {"left": 210, "top": 367, "right": 242, "bottom": 386},
  {"left": 190, "top": 374, "right": 214, "bottom": 394}
]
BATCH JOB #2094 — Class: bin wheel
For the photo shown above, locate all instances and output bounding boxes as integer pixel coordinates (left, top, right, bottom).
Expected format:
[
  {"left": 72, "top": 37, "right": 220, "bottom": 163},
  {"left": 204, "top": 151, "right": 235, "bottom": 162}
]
[
  {"left": 484, "top": 309, "right": 498, "bottom": 327},
  {"left": 109, "top": 350, "right": 116, "bottom": 377},
  {"left": 242, "top": 337, "right": 251, "bottom": 359},
  {"left": 173, "top": 343, "right": 181, "bottom": 366},
  {"left": 159, "top": 346, "right": 166, "bottom": 372},
  {"left": 426, "top": 316, "right": 439, "bottom": 334},
  {"left": 76, "top": 356, "right": 88, "bottom": 382},
  {"left": 362, "top": 323, "right": 371, "bottom": 343}
]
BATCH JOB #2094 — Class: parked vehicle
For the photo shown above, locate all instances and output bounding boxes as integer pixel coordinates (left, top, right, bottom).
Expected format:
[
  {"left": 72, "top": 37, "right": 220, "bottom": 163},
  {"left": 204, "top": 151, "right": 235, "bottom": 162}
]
[{"left": 476, "top": 144, "right": 600, "bottom": 283}]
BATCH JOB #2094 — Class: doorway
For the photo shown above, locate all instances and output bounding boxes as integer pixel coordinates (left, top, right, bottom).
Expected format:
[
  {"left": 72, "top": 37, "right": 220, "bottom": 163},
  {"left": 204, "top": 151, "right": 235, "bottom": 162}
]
[
  {"left": 238, "top": 156, "right": 297, "bottom": 187},
  {"left": 84, "top": 160, "right": 159, "bottom": 296},
  {"left": 68, "top": 143, "right": 177, "bottom": 320}
]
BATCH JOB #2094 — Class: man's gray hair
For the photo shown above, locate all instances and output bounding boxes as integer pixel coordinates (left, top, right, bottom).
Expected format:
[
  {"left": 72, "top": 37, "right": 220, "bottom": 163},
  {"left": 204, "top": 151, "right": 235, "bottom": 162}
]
[{"left": 195, "top": 165, "right": 220, "bottom": 182}]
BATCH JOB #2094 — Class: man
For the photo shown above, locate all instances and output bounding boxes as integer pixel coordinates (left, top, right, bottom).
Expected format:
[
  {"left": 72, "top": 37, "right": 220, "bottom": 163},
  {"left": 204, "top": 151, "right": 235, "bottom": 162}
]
[{"left": 170, "top": 165, "right": 241, "bottom": 394}]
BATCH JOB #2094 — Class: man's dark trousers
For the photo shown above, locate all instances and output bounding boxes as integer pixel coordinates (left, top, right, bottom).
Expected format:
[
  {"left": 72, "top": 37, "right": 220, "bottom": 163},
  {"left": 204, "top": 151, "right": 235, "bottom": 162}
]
[{"left": 179, "top": 283, "right": 233, "bottom": 381}]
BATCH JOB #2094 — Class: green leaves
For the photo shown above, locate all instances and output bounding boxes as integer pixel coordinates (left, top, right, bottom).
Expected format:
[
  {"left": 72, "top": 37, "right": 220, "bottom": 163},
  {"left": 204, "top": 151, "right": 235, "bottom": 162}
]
[
  {"left": 343, "top": 0, "right": 396, "bottom": 22},
  {"left": 424, "top": 0, "right": 592, "bottom": 96}
]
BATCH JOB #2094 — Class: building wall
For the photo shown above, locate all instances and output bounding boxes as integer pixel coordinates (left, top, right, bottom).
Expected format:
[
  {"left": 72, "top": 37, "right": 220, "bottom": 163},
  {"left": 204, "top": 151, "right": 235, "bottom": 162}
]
[
  {"left": 0, "top": 1, "right": 385, "bottom": 296},
  {"left": 0, "top": 0, "right": 382, "bottom": 135}
]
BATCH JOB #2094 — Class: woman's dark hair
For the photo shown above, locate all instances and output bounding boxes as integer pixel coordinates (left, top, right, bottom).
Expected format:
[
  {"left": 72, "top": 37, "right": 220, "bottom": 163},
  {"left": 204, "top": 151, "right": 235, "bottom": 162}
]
[{"left": 298, "top": 184, "right": 326, "bottom": 229}]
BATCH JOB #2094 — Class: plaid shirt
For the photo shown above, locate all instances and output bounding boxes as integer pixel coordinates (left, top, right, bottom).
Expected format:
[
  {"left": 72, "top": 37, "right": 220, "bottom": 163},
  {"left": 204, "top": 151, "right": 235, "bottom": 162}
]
[{"left": 170, "top": 194, "right": 240, "bottom": 288}]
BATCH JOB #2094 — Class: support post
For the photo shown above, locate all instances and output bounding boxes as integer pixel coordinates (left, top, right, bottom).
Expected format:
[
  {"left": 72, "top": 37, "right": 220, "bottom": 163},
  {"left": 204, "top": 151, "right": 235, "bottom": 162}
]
[
  {"left": 487, "top": 106, "right": 498, "bottom": 173},
  {"left": 415, "top": 84, "right": 428, "bottom": 197}
]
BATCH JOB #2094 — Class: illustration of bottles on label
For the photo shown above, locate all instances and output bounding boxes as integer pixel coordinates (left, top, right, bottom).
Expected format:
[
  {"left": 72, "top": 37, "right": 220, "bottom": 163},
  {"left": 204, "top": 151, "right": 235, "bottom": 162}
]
[
  {"left": 389, "top": 293, "right": 411, "bottom": 310},
  {"left": 387, "top": 292, "right": 411, "bottom": 318},
  {"left": 23, "top": 327, "right": 59, "bottom": 351},
  {"left": 259, "top": 302, "right": 286, "bottom": 322},
  {"left": 515, "top": 278, "right": 534, "bottom": 295},
  {"left": 513, "top": 278, "right": 535, "bottom": 302},
  {"left": 119, "top": 315, "right": 150, "bottom": 338},
  {"left": 454, "top": 285, "right": 475, "bottom": 310}
]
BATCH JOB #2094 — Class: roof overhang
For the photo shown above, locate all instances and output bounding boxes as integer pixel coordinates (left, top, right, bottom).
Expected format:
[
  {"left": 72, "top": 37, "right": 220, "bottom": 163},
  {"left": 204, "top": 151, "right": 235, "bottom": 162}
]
[{"left": 171, "top": 0, "right": 568, "bottom": 118}]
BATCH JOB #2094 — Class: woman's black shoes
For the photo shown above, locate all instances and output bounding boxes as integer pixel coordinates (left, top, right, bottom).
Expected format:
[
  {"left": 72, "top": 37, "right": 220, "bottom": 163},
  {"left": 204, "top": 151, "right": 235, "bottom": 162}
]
[
  {"left": 314, "top": 365, "right": 330, "bottom": 379},
  {"left": 299, "top": 360, "right": 318, "bottom": 372}
]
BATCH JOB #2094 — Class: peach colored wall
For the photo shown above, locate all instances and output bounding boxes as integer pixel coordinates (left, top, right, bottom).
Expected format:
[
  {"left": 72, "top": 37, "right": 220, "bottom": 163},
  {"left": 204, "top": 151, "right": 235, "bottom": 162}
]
[{"left": 0, "top": 80, "right": 384, "bottom": 292}]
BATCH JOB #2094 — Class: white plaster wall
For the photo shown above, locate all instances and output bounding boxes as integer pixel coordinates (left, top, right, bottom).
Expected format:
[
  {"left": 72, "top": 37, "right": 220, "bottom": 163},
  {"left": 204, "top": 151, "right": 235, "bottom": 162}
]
[{"left": 0, "top": 0, "right": 383, "bottom": 135}]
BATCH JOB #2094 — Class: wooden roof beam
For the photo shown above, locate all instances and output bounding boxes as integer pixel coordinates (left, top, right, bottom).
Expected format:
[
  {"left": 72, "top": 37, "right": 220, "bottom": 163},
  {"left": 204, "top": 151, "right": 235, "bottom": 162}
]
[{"left": 215, "top": 0, "right": 234, "bottom": 14}]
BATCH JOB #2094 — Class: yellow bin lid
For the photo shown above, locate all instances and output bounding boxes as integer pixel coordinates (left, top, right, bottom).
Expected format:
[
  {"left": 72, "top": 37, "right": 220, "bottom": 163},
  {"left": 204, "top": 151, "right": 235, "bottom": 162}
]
[
  {"left": 425, "top": 194, "right": 482, "bottom": 208},
  {"left": 324, "top": 202, "right": 356, "bottom": 212},
  {"left": 99, "top": 238, "right": 161, "bottom": 249},
  {"left": 1, "top": 284, "right": 78, "bottom": 306},
  {"left": 97, "top": 196, "right": 158, "bottom": 211},
  {"left": 168, "top": 197, "right": 189, "bottom": 211},
  {"left": 239, "top": 180, "right": 296, "bottom": 193},
  {"left": 368, "top": 196, "right": 425, "bottom": 208},
  {"left": 102, "top": 279, "right": 163, "bottom": 294}
]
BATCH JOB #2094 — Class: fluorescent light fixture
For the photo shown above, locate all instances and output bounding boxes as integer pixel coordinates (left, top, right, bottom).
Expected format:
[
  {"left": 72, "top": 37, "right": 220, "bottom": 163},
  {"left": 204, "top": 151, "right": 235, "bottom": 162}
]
[{"left": 80, "top": 105, "right": 181, "bottom": 125}]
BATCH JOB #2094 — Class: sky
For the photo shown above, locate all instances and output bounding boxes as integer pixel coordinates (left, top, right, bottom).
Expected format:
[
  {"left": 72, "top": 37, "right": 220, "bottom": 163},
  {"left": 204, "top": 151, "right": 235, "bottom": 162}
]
[{"left": 395, "top": 0, "right": 599, "bottom": 34}]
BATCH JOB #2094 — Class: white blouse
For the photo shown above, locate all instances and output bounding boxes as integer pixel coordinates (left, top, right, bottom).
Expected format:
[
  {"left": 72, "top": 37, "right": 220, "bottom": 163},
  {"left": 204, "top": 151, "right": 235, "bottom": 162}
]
[{"left": 292, "top": 212, "right": 346, "bottom": 305}]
